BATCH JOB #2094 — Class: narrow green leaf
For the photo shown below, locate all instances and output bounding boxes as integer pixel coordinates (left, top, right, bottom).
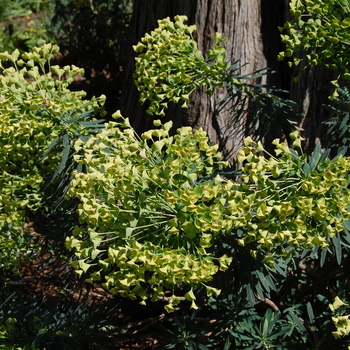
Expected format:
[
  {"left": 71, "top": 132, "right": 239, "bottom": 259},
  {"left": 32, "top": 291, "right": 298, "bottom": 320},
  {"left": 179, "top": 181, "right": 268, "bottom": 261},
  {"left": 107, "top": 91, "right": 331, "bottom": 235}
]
[
  {"left": 308, "top": 143, "right": 322, "bottom": 171},
  {"left": 57, "top": 143, "right": 71, "bottom": 175},
  {"left": 262, "top": 317, "right": 269, "bottom": 337},
  {"left": 287, "top": 311, "right": 307, "bottom": 333},
  {"left": 332, "top": 233, "right": 343, "bottom": 265},
  {"left": 307, "top": 302, "right": 316, "bottom": 329},
  {"left": 302, "top": 163, "right": 311, "bottom": 176},
  {"left": 41, "top": 136, "right": 59, "bottom": 158},
  {"left": 320, "top": 248, "right": 327, "bottom": 267}
]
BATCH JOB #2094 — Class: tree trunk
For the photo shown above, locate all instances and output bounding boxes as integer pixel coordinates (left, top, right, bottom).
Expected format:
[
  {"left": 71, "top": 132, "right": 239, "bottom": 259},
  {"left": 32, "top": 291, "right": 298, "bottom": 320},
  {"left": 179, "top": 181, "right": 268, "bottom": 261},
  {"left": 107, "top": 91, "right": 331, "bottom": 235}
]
[{"left": 120, "top": 0, "right": 334, "bottom": 157}]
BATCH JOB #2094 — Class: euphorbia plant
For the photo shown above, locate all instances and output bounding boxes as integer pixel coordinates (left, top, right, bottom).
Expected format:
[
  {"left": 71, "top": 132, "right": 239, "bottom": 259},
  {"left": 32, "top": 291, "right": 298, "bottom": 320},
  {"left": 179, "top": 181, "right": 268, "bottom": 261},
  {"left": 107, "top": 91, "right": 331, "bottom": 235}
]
[
  {"left": 133, "top": 15, "right": 229, "bottom": 116},
  {"left": 65, "top": 114, "right": 350, "bottom": 311},
  {"left": 66, "top": 115, "right": 229, "bottom": 311}
]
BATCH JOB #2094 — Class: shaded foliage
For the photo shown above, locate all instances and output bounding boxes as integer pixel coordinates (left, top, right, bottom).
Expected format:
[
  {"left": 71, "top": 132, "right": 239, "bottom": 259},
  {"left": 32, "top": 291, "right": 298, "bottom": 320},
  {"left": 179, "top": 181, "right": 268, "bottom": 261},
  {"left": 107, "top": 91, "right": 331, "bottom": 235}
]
[{"left": 324, "top": 87, "right": 350, "bottom": 157}]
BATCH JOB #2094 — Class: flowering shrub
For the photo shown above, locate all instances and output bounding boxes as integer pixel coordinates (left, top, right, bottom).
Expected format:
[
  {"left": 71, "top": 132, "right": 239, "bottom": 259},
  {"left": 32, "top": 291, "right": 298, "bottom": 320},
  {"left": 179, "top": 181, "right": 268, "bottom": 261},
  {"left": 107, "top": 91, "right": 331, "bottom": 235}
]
[
  {"left": 65, "top": 114, "right": 350, "bottom": 311},
  {"left": 0, "top": 43, "right": 105, "bottom": 271}
]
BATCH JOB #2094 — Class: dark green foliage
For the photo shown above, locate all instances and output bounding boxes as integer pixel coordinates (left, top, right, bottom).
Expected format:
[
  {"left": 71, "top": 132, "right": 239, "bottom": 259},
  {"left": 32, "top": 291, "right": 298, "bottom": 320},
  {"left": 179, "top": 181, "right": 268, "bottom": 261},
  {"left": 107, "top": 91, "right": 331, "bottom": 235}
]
[
  {"left": 0, "top": 292, "right": 126, "bottom": 349},
  {"left": 324, "top": 87, "right": 350, "bottom": 157},
  {"left": 154, "top": 311, "right": 212, "bottom": 350},
  {"left": 210, "top": 231, "right": 285, "bottom": 305},
  {"left": 151, "top": 270, "right": 350, "bottom": 349},
  {"left": 217, "top": 64, "right": 301, "bottom": 144}
]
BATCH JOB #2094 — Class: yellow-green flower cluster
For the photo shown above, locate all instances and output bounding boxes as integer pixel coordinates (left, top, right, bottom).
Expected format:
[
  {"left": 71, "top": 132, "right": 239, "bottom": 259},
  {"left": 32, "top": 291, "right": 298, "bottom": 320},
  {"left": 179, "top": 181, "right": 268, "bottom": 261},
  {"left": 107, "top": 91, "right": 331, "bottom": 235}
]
[
  {"left": 0, "top": 44, "right": 105, "bottom": 224},
  {"left": 0, "top": 44, "right": 106, "bottom": 274},
  {"left": 133, "top": 15, "right": 229, "bottom": 115},
  {"left": 329, "top": 296, "right": 350, "bottom": 339},
  {"left": 66, "top": 115, "right": 231, "bottom": 310},
  {"left": 279, "top": 0, "right": 350, "bottom": 84},
  {"left": 66, "top": 115, "right": 350, "bottom": 310},
  {"left": 236, "top": 135, "right": 350, "bottom": 262}
]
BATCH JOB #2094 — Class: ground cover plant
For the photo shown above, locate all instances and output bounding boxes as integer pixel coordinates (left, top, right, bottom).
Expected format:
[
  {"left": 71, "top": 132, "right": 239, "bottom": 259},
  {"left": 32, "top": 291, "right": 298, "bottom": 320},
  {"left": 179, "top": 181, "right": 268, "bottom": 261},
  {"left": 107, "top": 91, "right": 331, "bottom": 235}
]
[{"left": 2, "top": 1, "right": 350, "bottom": 349}]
